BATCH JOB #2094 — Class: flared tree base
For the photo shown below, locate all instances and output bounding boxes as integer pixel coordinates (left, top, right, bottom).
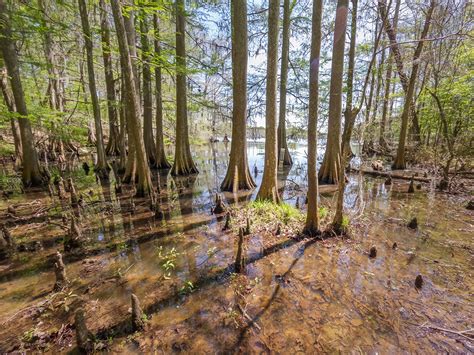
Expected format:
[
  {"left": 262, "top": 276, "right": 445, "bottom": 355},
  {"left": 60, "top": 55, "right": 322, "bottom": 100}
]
[
  {"left": 256, "top": 185, "right": 280, "bottom": 203},
  {"left": 302, "top": 224, "right": 321, "bottom": 237},
  {"left": 221, "top": 167, "right": 256, "bottom": 192},
  {"left": 171, "top": 156, "right": 199, "bottom": 176}
]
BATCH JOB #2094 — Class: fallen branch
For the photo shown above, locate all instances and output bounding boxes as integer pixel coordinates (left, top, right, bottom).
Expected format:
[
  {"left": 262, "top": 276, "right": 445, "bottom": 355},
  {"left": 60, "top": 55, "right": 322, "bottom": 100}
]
[
  {"left": 352, "top": 167, "right": 431, "bottom": 183},
  {"left": 237, "top": 304, "right": 261, "bottom": 330},
  {"left": 420, "top": 322, "right": 474, "bottom": 341}
]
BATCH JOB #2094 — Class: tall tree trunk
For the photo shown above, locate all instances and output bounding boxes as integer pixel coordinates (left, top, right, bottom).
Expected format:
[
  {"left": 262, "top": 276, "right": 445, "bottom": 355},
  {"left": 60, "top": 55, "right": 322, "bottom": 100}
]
[
  {"left": 38, "top": 0, "right": 63, "bottom": 112},
  {"left": 118, "top": 74, "right": 127, "bottom": 172},
  {"left": 277, "top": 0, "right": 293, "bottom": 166},
  {"left": 369, "top": 48, "right": 385, "bottom": 146},
  {"left": 304, "top": 0, "right": 323, "bottom": 235},
  {"left": 221, "top": 0, "right": 255, "bottom": 192},
  {"left": 386, "top": 0, "right": 435, "bottom": 169},
  {"left": 333, "top": 0, "right": 358, "bottom": 230},
  {"left": 379, "top": 0, "right": 400, "bottom": 150},
  {"left": 38, "top": 0, "right": 67, "bottom": 161},
  {"left": 379, "top": 55, "right": 392, "bottom": 149},
  {"left": 318, "top": 0, "right": 349, "bottom": 185},
  {"left": 140, "top": 13, "right": 156, "bottom": 166},
  {"left": 153, "top": 14, "right": 171, "bottom": 169},
  {"left": 78, "top": 0, "right": 108, "bottom": 178},
  {"left": 122, "top": 7, "right": 138, "bottom": 183},
  {"left": 99, "top": 0, "right": 120, "bottom": 156},
  {"left": 0, "top": 0, "right": 46, "bottom": 187},
  {"left": 0, "top": 65, "right": 22, "bottom": 165},
  {"left": 171, "top": 0, "right": 198, "bottom": 176},
  {"left": 110, "top": 0, "right": 154, "bottom": 198},
  {"left": 256, "top": 0, "right": 280, "bottom": 202}
]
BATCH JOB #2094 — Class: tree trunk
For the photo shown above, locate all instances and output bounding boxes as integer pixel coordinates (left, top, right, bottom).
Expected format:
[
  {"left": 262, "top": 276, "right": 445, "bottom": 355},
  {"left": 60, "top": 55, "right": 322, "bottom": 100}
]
[
  {"left": 140, "top": 13, "right": 156, "bottom": 166},
  {"left": 390, "top": 0, "right": 435, "bottom": 169},
  {"left": 304, "top": 0, "right": 323, "bottom": 235},
  {"left": 171, "top": 0, "right": 198, "bottom": 176},
  {"left": 333, "top": 0, "right": 358, "bottom": 230},
  {"left": 369, "top": 47, "right": 385, "bottom": 145},
  {"left": 277, "top": 0, "right": 293, "bottom": 166},
  {"left": 362, "top": 12, "right": 380, "bottom": 155},
  {"left": 122, "top": 6, "right": 138, "bottom": 183},
  {"left": 78, "top": 0, "right": 108, "bottom": 178},
  {"left": 0, "top": 65, "right": 22, "bottom": 165},
  {"left": 118, "top": 75, "right": 127, "bottom": 172},
  {"left": 38, "top": 0, "right": 63, "bottom": 112},
  {"left": 0, "top": 0, "right": 46, "bottom": 187},
  {"left": 318, "top": 0, "right": 349, "bottom": 185},
  {"left": 256, "top": 0, "right": 280, "bottom": 202},
  {"left": 379, "top": 0, "right": 400, "bottom": 150},
  {"left": 221, "top": 0, "right": 255, "bottom": 192},
  {"left": 110, "top": 0, "right": 154, "bottom": 198},
  {"left": 153, "top": 14, "right": 171, "bottom": 169},
  {"left": 99, "top": 0, "right": 120, "bottom": 156}
]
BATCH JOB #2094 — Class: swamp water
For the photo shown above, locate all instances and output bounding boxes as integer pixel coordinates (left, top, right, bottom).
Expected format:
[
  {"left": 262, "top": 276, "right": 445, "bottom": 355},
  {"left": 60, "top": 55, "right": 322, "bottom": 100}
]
[{"left": 0, "top": 142, "right": 472, "bottom": 353}]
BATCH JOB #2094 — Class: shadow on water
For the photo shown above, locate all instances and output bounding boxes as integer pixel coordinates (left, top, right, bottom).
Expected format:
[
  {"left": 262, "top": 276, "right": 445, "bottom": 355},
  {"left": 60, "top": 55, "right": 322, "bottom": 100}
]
[
  {"left": 0, "top": 142, "right": 473, "bottom": 353},
  {"left": 94, "top": 232, "right": 330, "bottom": 344}
]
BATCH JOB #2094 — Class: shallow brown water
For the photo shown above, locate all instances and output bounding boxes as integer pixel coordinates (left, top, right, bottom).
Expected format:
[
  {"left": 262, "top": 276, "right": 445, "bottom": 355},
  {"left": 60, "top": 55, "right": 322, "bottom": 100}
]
[{"left": 0, "top": 142, "right": 472, "bottom": 353}]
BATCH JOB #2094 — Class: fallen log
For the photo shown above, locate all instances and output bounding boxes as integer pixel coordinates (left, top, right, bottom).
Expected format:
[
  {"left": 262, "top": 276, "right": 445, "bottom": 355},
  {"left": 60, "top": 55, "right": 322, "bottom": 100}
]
[
  {"left": 318, "top": 184, "right": 339, "bottom": 194},
  {"left": 352, "top": 167, "right": 431, "bottom": 183}
]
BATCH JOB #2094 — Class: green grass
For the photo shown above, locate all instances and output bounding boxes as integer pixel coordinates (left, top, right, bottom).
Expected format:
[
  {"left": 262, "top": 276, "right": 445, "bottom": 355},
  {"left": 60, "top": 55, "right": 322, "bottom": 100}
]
[
  {"left": 342, "top": 215, "right": 350, "bottom": 228},
  {"left": 319, "top": 206, "right": 328, "bottom": 219},
  {"left": 248, "top": 200, "right": 303, "bottom": 225},
  {"left": 0, "top": 141, "right": 15, "bottom": 156}
]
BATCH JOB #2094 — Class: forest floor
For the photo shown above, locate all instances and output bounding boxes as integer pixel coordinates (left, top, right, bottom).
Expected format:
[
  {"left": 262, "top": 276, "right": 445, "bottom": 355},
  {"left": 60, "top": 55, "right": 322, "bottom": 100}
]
[{"left": 0, "top": 144, "right": 473, "bottom": 353}]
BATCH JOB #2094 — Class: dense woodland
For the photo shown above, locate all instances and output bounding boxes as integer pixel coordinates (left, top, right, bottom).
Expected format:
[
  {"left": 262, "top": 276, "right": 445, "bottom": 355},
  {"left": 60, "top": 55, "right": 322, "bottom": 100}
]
[{"left": 0, "top": 0, "right": 473, "bottom": 352}]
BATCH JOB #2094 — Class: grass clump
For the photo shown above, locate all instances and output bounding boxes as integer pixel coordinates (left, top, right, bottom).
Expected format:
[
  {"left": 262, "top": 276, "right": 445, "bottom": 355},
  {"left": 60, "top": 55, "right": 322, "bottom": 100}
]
[
  {"left": 248, "top": 200, "right": 303, "bottom": 225},
  {"left": 0, "top": 141, "right": 15, "bottom": 156}
]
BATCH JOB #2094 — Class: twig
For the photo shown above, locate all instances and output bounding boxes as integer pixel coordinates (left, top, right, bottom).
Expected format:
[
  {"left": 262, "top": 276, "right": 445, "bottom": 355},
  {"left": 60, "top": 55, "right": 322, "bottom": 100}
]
[
  {"left": 237, "top": 304, "right": 261, "bottom": 331},
  {"left": 420, "top": 322, "right": 474, "bottom": 341}
]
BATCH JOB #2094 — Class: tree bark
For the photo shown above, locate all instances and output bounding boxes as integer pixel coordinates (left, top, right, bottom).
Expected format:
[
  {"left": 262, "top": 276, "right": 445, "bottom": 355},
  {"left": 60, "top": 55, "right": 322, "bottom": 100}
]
[
  {"left": 110, "top": 0, "right": 154, "bottom": 198},
  {"left": 99, "top": 0, "right": 120, "bottom": 156},
  {"left": 122, "top": 6, "right": 138, "bottom": 183},
  {"left": 361, "top": 15, "right": 379, "bottom": 154},
  {"left": 0, "top": 0, "right": 46, "bottom": 187},
  {"left": 318, "top": 0, "right": 349, "bottom": 185},
  {"left": 379, "top": 0, "right": 400, "bottom": 150},
  {"left": 140, "top": 13, "right": 156, "bottom": 166},
  {"left": 277, "top": 0, "right": 293, "bottom": 166},
  {"left": 171, "top": 0, "right": 198, "bottom": 176},
  {"left": 78, "top": 0, "right": 108, "bottom": 178},
  {"left": 333, "top": 0, "right": 358, "bottom": 230},
  {"left": 256, "top": 0, "right": 280, "bottom": 202},
  {"left": 0, "top": 65, "right": 22, "bottom": 165},
  {"left": 369, "top": 47, "right": 385, "bottom": 146},
  {"left": 221, "top": 0, "right": 255, "bottom": 192},
  {"left": 38, "top": 0, "right": 63, "bottom": 112},
  {"left": 153, "top": 14, "right": 171, "bottom": 169},
  {"left": 304, "top": 0, "right": 323, "bottom": 235}
]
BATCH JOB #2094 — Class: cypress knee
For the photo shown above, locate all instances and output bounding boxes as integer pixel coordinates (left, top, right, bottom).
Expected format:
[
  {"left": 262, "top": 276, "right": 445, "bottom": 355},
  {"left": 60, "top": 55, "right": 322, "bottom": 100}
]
[
  {"left": 75, "top": 308, "right": 93, "bottom": 352},
  {"left": 53, "top": 251, "right": 68, "bottom": 291},
  {"left": 235, "top": 227, "right": 245, "bottom": 273},
  {"left": 131, "top": 293, "right": 145, "bottom": 331}
]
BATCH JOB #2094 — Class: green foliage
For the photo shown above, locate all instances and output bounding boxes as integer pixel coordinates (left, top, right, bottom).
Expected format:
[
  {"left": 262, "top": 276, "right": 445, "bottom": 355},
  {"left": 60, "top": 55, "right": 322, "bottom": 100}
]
[
  {"left": 417, "top": 43, "right": 473, "bottom": 166},
  {"left": 179, "top": 280, "right": 195, "bottom": 295},
  {"left": 248, "top": 200, "right": 303, "bottom": 225},
  {"left": 0, "top": 141, "right": 15, "bottom": 156},
  {"left": 319, "top": 207, "right": 328, "bottom": 219},
  {"left": 156, "top": 245, "right": 181, "bottom": 279},
  {"left": 0, "top": 169, "right": 22, "bottom": 195},
  {"left": 341, "top": 215, "right": 350, "bottom": 229}
]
